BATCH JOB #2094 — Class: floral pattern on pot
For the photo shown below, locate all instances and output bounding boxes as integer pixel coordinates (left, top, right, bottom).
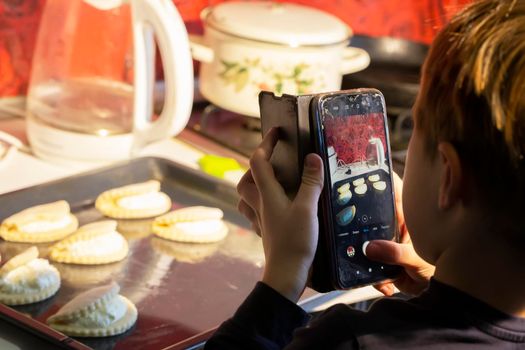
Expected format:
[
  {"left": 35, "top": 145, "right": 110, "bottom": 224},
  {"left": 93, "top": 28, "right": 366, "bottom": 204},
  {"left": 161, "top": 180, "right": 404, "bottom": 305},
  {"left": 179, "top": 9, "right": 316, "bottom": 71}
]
[{"left": 218, "top": 58, "right": 323, "bottom": 95}]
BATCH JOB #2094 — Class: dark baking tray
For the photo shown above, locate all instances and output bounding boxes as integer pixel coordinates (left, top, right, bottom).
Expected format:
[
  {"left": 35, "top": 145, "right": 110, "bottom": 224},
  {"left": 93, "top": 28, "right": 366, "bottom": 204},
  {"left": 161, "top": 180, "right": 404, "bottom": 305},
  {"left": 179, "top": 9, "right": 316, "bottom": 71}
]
[
  {"left": 331, "top": 168, "right": 394, "bottom": 236},
  {"left": 0, "top": 157, "right": 265, "bottom": 350}
]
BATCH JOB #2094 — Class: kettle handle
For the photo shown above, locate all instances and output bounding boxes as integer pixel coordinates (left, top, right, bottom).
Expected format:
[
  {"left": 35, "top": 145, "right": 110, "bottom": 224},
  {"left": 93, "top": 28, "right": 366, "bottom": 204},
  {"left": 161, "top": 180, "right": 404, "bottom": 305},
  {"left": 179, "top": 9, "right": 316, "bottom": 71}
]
[{"left": 130, "top": 0, "right": 193, "bottom": 153}]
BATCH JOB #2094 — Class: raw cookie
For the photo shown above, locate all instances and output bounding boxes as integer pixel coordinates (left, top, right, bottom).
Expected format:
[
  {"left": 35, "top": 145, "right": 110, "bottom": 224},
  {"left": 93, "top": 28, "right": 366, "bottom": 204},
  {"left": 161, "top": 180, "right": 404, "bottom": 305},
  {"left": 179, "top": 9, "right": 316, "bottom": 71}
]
[
  {"left": 373, "top": 181, "right": 387, "bottom": 192},
  {"left": 336, "top": 205, "right": 356, "bottom": 226},
  {"left": 354, "top": 184, "right": 368, "bottom": 196},
  {"left": 352, "top": 178, "right": 365, "bottom": 187},
  {"left": 0, "top": 201, "right": 78, "bottom": 243},
  {"left": 49, "top": 220, "right": 129, "bottom": 265},
  {"left": 0, "top": 246, "right": 60, "bottom": 305},
  {"left": 152, "top": 206, "right": 228, "bottom": 243},
  {"left": 46, "top": 282, "right": 137, "bottom": 337},
  {"left": 95, "top": 180, "right": 171, "bottom": 219},
  {"left": 336, "top": 190, "right": 352, "bottom": 206},
  {"left": 337, "top": 183, "right": 350, "bottom": 194},
  {"left": 368, "top": 174, "right": 380, "bottom": 182}
]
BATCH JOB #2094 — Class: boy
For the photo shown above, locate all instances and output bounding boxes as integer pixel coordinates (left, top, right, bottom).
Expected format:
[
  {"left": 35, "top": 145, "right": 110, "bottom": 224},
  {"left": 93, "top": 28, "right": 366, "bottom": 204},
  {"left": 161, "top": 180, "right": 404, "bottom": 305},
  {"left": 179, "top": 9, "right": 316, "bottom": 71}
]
[{"left": 205, "top": 0, "right": 525, "bottom": 348}]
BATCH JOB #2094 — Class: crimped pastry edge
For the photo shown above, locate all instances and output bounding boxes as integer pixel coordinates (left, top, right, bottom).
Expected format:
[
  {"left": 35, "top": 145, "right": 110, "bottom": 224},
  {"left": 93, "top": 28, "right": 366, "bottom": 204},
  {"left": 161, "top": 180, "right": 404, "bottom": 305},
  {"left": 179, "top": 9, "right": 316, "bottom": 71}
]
[
  {"left": 49, "top": 239, "right": 129, "bottom": 265},
  {"left": 47, "top": 296, "right": 137, "bottom": 337},
  {"left": 96, "top": 180, "right": 161, "bottom": 199},
  {"left": 46, "top": 283, "right": 119, "bottom": 323},
  {"left": 51, "top": 220, "right": 118, "bottom": 250},
  {"left": 0, "top": 214, "right": 78, "bottom": 243},
  {"left": 0, "top": 272, "right": 61, "bottom": 306},
  {"left": 96, "top": 193, "right": 171, "bottom": 219},
  {"left": 153, "top": 206, "right": 223, "bottom": 225},
  {"left": 152, "top": 220, "right": 228, "bottom": 243},
  {"left": 0, "top": 246, "right": 39, "bottom": 274}
]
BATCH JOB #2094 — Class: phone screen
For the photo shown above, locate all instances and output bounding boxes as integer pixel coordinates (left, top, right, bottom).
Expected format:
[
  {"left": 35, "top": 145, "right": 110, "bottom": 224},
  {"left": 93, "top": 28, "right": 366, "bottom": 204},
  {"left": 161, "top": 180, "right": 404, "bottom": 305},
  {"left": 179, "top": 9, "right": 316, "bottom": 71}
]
[{"left": 317, "top": 91, "right": 398, "bottom": 288}]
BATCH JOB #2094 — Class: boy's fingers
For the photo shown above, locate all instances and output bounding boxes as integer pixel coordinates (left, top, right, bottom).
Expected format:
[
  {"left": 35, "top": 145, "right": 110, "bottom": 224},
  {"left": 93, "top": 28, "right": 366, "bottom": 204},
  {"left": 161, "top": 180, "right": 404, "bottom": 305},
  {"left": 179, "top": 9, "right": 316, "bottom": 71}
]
[
  {"left": 237, "top": 175, "right": 261, "bottom": 211},
  {"left": 238, "top": 199, "right": 259, "bottom": 226},
  {"left": 393, "top": 171, "right": 403, "bottom": 208},
  {"left": 250, "top": 128, "right": 285, "bottom": 201},
  {"left": 237, "top": 169, "right": 255, "bottom": 193},
  {"left": 374, "top": 282, "right": 395, "bottom": 296},
  {"left": 365, "top": 240, "right": 421, "bottom": 268},
  {"left": 392, "top": 172, "right": 410, "bottom": 243},
  {"left": 251, "top": 223, "right": 262, "bottom": 237},
  {"left": 295, "top": 154, "right": 324, "bottom": 210},
  {"left": 258, "top": 127, "right": 279, "bottom": 159},
  {"left": 238, "top": 200, "right": 262, "bottom": 236}
]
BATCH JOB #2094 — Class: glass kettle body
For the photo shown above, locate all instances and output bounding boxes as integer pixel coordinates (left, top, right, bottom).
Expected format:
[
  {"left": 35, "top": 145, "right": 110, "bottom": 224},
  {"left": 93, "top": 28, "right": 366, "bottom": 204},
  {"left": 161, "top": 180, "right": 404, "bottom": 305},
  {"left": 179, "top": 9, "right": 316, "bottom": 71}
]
[{"left": 26, "top": 0, "right": 193, "bottom": 164}]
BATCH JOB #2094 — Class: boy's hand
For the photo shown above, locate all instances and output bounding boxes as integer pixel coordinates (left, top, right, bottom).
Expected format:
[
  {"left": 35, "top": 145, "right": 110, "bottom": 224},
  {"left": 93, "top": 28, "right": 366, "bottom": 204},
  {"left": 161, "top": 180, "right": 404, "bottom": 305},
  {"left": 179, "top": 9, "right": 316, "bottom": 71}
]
[
  {"left": 367, "top": 172, "right": 435, "bottom": 296},
  {"left": 237, "top": 128, "right": 324, "bottom": 303},
  {"left": 367, "top": 240, "right": 435, "bottom": 296}
]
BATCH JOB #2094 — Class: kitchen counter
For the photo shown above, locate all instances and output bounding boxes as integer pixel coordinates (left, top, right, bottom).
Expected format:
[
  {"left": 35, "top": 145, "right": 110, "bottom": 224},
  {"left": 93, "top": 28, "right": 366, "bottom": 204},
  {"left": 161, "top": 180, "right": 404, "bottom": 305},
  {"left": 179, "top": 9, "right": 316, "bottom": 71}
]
[
  {"left": 0, "top": 115, "right": 385, "bottom": 346},
  {"left": 0, "top": 117, "right": 204, "bottom": 195}
]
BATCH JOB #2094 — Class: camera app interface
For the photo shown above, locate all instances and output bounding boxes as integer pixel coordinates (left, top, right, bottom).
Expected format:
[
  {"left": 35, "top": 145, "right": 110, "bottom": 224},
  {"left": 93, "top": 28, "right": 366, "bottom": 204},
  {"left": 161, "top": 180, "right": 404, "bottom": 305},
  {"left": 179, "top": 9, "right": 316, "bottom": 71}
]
[{"left": 320, "top": 92, "right": 396, "bottom": 286}]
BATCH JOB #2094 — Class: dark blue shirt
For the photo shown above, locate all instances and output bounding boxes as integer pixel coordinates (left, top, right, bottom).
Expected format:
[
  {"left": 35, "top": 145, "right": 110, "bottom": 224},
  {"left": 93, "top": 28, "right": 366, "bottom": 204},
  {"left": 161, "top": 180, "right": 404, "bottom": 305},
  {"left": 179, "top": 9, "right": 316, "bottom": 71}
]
[{"left": 205, "top": 279, "right": 525, "bottom": 349}]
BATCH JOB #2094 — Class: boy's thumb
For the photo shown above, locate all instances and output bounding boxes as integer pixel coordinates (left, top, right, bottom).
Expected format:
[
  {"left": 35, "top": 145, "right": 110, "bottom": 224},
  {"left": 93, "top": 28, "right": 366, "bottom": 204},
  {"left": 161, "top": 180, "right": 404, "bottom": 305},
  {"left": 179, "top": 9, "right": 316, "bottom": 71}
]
[
  {"left": 295, "top": 154, "right": 324, "bottom": 207},
  {"left": 365, "top": 240, "right": 419, "bottom": 268}
]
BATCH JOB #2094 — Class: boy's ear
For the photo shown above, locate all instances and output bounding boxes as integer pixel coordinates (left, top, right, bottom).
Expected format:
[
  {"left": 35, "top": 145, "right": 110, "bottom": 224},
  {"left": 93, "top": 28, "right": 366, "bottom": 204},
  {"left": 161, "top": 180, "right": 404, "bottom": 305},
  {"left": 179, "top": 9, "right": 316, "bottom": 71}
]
[{"left": 437, "top": 142, "right": 463, "bottom": 210}]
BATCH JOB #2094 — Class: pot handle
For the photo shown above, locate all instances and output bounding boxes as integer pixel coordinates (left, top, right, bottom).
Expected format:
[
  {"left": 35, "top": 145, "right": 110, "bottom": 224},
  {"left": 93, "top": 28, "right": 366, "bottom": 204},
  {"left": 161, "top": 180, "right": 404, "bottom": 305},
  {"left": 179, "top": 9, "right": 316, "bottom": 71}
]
[
  {"left": 340, "top": 47, "right": 370, "bottom": 74},
  {"left": 189, "top": 34, "right": 214, "bottom": 63},
  {"left": 130, "top": 0, "right": 194, "bottom": 153}
]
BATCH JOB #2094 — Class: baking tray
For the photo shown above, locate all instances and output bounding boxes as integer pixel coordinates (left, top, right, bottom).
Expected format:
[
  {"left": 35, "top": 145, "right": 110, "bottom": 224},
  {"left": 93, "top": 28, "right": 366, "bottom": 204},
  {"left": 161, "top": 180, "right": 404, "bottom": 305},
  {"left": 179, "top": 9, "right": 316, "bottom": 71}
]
[
  {"left": 0, "top": 157, "right": 266, "bottom": 350},
  {"left": 331, "top": 168, "right": 394, "bottom": 236},
  {"left": 331, "top": 168, "right": 396, "bottom": 282}
]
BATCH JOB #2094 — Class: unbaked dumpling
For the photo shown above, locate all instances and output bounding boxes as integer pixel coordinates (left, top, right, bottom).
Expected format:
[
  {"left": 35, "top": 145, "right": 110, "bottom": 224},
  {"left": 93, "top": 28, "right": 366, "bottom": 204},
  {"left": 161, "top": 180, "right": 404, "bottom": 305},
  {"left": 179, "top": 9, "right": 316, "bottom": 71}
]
[
  {"left": 0, "top": 246, "right": 60, "bottom": 305},
  {"left": 373, "top": 181, "right": 387, "bottom": 192},
  {"left": 368, "top": 174, "right": 380, "bottom": 182},
  {"left": 152, "top": 206, "right": 228, "bottom": 243},
  {"left": 49, "top": 221, "right": 129, "bottom": 265},
  {"left": 336, "top": 190, "right": 352, "bottom": 206},
  {"left": 336, "top": 205, "right": 356, "bottom": 226},
  {"left": 95, "top": 180, "right": 171, "bottom": 219},
  {"left": 354, "top": 184, "right": 368, "bottom": 196},
  {"left": 0, "top": 201, "right": 78, "bottom": 243},
  {"left": 337, "top": 183, "right": 350, "bottom": 194},
  {"left": 352, "top": 178, "right": 365, "bottom": 187},
  {"left": 46, "top": 282, "right": 137, "bottom": 337}
]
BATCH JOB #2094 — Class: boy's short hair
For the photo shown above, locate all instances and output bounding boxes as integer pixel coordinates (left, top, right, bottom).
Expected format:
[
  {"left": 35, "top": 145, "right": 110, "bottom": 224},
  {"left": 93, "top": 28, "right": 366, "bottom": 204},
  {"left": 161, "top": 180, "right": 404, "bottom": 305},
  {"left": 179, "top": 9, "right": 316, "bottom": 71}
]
[{"left": 414, "top": 0, "right": 525, "bottom": 231}]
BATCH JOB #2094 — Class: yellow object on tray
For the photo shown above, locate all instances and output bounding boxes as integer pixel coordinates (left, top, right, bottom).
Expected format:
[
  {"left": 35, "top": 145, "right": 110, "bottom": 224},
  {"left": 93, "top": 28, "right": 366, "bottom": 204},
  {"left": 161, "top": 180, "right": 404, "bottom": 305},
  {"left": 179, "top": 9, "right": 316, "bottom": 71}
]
[{"left": 198, "top": 154, "right": 246, "bottom": 183}]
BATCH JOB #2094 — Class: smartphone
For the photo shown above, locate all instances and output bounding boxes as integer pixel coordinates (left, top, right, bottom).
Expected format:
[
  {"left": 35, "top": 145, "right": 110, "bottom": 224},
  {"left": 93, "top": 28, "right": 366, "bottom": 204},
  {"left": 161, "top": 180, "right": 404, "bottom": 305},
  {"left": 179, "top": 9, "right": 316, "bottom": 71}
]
[
  {"left": 310, "top": 89, "right": 401, "bottom": 289},
  {"left": 259, "top": 92, "right": 314, "bottom": 198}
]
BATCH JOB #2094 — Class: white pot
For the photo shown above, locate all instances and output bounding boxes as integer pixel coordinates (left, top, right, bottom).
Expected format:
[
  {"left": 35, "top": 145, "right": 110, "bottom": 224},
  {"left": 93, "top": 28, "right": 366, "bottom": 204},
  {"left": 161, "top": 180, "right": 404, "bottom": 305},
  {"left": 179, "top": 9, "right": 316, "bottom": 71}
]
[{"left": 190, "top": 1, "right": 370, "bottom": 118}]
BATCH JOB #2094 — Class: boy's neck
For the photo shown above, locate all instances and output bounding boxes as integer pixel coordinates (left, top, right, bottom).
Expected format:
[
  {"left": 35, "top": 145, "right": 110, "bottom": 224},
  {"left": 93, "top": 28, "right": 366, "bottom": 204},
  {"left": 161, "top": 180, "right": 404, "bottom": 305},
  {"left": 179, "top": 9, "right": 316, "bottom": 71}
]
[{"left": 433, "top": 234, "right": 525, "bottom": 317}]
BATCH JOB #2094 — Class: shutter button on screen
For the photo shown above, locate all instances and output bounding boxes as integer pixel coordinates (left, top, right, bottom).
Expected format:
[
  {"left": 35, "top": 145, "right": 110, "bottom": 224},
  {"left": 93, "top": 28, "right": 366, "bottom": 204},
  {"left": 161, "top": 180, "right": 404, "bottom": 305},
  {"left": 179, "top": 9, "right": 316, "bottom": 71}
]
[
  {"left": 362, "top": 241, "right": 371, "bottom": 256},
  {"left": 346, "top": 246, "right": 356, "bottom": 257}
]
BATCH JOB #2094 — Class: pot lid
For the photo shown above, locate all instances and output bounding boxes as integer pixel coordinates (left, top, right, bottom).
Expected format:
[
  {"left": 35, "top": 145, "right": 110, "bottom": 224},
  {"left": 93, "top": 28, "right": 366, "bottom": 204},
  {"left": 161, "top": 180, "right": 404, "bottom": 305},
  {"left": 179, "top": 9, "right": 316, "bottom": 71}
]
[{"left": 204, "top": 1, "right": 351, "bottom": 46}]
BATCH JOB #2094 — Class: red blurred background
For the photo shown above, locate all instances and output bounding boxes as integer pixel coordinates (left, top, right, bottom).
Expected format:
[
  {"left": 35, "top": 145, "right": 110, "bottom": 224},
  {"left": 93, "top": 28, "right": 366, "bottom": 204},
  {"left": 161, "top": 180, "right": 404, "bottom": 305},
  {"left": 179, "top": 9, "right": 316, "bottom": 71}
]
[
  {"left": 0, "top": 0, "right": 471, "bottom": 98},
  {"left": 324, "top": 113, "right": 386, "bottom": 164}
]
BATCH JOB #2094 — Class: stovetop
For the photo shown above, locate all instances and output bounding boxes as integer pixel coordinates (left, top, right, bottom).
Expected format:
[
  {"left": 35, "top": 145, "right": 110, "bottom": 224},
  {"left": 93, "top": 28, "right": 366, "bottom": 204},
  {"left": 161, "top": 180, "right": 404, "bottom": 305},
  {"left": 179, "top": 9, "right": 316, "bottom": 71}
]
[
  {"left": 187, "top": 103, "right": 261, "bottom": 158},
  {"left": 187, "top": 102, "right": 411, "bottom": 176}
]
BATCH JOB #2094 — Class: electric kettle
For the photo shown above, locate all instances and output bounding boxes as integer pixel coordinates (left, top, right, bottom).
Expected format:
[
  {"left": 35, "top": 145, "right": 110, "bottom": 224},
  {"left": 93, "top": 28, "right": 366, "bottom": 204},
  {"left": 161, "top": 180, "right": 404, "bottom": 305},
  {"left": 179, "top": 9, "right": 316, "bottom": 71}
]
[
  {"left": 26, "top": 0, "right": 193, "bottom": 164},
  {"left": 366, "top": 137, "right": 385, "bottom": 167}
]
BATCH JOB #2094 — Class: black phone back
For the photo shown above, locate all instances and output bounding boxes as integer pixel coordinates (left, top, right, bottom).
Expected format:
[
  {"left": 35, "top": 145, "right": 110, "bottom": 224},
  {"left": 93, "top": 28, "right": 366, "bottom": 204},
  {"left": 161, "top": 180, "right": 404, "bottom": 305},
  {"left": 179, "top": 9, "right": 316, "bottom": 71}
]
[
  {"left": 259, "top": 92, "right": 303, "bottom": 198},
  {"left": 259, "top": 91, "right": 334, "bottom": 292}
]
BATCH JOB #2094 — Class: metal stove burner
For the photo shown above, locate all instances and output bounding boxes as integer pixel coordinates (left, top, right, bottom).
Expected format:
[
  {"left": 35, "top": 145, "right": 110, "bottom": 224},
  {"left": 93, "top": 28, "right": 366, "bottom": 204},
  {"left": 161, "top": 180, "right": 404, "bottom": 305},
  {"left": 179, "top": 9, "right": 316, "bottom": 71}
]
[{"left": 187, "top": 103, "right": 262, "bottom": 158}]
